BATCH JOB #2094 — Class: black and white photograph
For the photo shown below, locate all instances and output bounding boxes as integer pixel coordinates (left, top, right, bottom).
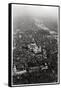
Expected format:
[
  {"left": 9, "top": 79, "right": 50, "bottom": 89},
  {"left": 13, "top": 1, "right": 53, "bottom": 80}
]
[{"left": 9, "top": 3, "right": 60, "bottom": 86}]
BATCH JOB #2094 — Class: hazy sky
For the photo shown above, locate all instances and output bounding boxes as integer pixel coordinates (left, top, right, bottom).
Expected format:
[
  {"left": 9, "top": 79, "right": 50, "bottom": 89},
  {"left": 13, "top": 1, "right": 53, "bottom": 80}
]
[{"left": 12, "top": 4, "right": 59, "bottom": 21}]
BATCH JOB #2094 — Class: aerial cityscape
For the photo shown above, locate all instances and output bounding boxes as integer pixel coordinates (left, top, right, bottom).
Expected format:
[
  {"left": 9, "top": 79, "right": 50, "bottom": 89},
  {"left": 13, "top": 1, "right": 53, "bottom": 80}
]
[{"left": 12, "top": 4, "right": 59, "bottom": 85}]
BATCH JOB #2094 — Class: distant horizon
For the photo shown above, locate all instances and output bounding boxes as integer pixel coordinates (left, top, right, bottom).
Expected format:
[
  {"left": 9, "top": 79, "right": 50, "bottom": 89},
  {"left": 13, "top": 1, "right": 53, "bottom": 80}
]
[
  {"left": 12, "top": 4, "right": 59, "bottom": 34},
  {"left": 13, "top": 4, "right": 58, "bottom": 20}
]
